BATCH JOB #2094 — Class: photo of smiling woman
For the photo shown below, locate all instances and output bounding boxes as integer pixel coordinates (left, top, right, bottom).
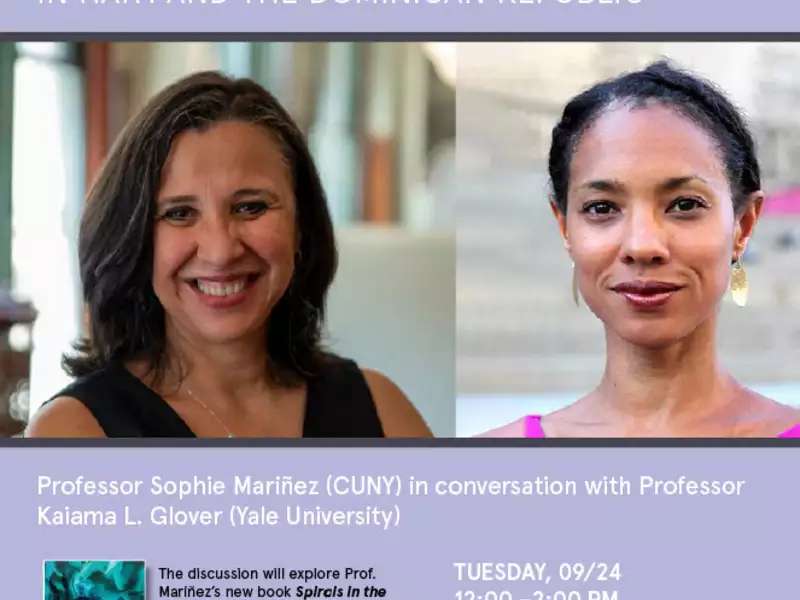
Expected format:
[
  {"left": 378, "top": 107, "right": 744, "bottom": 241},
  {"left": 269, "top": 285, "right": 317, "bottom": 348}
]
[
  {"left": 25, "top": 71, "right": 432, "bottom": 438},
  {"left": 458, "top": 54, "right": 800, "bottom": 438}
]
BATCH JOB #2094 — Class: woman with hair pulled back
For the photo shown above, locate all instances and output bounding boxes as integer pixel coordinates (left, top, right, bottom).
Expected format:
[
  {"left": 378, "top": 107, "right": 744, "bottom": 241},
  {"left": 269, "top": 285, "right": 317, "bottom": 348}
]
[
  {"left": 487, "top": 61, "right": 800, "bottom": 438},
  {"left": 27, "top": 71, "right": 431, "bottom": 438}
]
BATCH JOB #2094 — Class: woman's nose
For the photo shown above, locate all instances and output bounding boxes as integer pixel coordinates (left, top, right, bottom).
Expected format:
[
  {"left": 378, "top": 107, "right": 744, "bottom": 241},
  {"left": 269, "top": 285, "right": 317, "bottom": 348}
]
[
  {"left": 195, "top": 216, "right": 245, "bottom": 266},
  {"left": 619, "top": 207, "right": 670, "bottom": 266}
]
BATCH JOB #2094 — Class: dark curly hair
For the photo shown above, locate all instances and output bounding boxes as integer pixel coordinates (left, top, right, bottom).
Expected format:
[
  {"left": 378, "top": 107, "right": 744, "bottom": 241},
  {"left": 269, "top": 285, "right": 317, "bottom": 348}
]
[
  {"left": 549, "top": 60, "right": 761, "bottom": 215},
  {"left": 64, "top": 71, "right": 337, "bottom": 385}
]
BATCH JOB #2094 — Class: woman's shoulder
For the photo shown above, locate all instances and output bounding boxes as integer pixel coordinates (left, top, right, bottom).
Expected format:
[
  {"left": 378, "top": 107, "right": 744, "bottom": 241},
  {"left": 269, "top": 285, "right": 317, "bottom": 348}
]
[
  {"left": 477, "top": 398, "right": 591, "bottom": 438},
  {"left": 476, "top": 416, "right": 531, "bottom": 438},
  {"left": 360, "top": 368, "right": 431, "bottom": 437},
  {"left": 26, "top": 364, "right": 127, "bottom": 437},
  {"left": 26, "top": 362, "right": 156, "bottom": 438},
  {"left": 739, "top": 389, "right": 800, "bottom": 437},
  {"left": 309, "top": 354, "right": 431, "bottom": 437},
  {"left": 25, "top": 395, "right": 106, "bottom": 437},
  {"left": 767, "top": 405, "right": 800, "bottom": 438}
]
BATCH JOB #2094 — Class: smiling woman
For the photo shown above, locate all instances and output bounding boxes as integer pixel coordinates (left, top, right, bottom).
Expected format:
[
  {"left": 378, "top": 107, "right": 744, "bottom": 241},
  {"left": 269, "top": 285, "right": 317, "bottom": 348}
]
[
  {"left": 153, "top": 122, "right": 298, "bottom": 350},
  {"left": 484, "top": 61, "right": 800, "bottom": 438},
  {"left": 26, "top": 71, "right": 431, "bottom": 438}
]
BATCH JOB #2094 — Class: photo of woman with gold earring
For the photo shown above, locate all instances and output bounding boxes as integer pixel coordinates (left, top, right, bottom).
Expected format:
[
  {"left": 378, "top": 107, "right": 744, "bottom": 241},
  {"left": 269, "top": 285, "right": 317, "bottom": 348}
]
[{"left": 457, "top": 52, "right": 800, "bottom": 438}]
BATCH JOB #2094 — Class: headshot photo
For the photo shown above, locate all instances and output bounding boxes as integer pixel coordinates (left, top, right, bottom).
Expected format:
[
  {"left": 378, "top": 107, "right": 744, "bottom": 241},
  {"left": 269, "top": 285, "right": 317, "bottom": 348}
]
[
  {"left": 0, "top": 42, "right": 455, "bottom": 438},
  {"left": 456, "top": 43, "right": 800, "bottom": 437}
]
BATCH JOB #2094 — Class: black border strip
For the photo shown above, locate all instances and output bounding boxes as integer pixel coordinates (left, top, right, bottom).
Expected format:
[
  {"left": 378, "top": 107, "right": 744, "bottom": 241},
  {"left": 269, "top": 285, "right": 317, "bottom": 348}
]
[
  {"left": 5, "top": 32, "right": 800, "bottom": 41},
  {"left": 2, "top": 438, "right": 799, "bottom": 447}
]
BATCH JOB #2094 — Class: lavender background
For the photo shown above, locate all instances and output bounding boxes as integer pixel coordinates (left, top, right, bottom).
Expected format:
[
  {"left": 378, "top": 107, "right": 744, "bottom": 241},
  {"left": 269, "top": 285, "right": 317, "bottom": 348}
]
[
  {"left": 3, "top": 0, "right": 800, "bottom": 34},
  {"left": 1, "top": 447, "right": 798, "bottom": 598}
]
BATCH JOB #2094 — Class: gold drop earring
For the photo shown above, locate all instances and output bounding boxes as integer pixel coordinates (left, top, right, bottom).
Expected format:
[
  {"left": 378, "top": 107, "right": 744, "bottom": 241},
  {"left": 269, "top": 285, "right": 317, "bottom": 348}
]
[
  {"left": 571, "top": 261, "right": 580, "bottom": 307},
  {"left": 730, "top": 257, "right": 748, "bottom": 307}
]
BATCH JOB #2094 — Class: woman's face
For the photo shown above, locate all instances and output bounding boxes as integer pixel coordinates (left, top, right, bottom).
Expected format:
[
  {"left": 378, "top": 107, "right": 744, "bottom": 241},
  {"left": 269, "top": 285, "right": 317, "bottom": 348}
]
[
  {"left": 556, "top": 103, "right": 760, "bottom": 348},
  {"left": 153, "top": 120, "right": 297, "bottom": 346}
]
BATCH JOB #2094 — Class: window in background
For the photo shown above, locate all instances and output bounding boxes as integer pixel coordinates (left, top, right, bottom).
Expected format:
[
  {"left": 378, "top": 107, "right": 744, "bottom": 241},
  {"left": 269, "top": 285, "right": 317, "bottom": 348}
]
[
  {"left": 217, "top": 41, "right": 455, "bottom": 230},
  {"left": 13, "top": 42, "right": 85, "bottom": 415},
  {"left": 0, "top": 44, "right": 12, "bottom": 285}
]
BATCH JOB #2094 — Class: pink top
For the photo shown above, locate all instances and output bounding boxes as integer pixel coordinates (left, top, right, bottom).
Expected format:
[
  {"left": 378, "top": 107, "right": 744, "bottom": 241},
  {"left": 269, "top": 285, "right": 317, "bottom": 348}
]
[{"left": 524, "top": 415, "right": 800, "bottom": 438}]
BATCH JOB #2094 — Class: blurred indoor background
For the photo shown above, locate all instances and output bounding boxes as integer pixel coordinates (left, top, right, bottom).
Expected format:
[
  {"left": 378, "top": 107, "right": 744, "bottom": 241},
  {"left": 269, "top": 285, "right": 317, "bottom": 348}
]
[
  {"left": 457, "top": 42, "right": 800, "bottom": 435},
  {"left": 0, "top": 41, "right": 455, "bottom": 436}
]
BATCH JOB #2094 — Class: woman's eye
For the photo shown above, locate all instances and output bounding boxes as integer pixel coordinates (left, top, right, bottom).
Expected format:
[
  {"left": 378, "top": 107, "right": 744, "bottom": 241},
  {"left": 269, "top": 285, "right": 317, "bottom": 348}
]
[
  {"left": 667, "top": 197, "right": 707, "bottom": 213},
  {"left": 233, "top": 201, "right": 269, "bottom": 217},
  {"left": 581, "top": 201, "right": 619, "bottom": 216},
  {"left": 159, "top": 206, "right": 196, "bottom": 222}
]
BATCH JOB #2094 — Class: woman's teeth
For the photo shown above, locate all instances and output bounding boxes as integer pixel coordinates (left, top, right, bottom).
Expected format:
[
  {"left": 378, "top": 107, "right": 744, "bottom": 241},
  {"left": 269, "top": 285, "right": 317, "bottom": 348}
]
[{"left": 196, "top": 278, "right": 246, "bottom": 297}]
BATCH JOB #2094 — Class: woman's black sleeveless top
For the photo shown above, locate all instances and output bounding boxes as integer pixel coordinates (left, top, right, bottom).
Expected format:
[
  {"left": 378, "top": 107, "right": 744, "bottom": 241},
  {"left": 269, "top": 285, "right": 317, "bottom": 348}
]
[{"left": 54, "top": 357, "right": 384, "bottom": 437}]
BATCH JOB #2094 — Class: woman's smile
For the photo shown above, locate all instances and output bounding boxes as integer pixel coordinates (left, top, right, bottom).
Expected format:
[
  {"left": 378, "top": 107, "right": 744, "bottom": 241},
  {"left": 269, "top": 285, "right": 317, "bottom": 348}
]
[
  {"left": 185, "top": 272, "right": 263, "bottom": 308},
  {"left": 610, "top": 279, "right": 685, "bottom": 311}
]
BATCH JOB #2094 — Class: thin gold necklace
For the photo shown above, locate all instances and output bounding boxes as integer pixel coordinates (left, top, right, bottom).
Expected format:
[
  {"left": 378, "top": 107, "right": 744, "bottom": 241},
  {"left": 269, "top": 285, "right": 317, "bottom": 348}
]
[{"left": 184, "top": 386, "right": 235, "bottom": 438}]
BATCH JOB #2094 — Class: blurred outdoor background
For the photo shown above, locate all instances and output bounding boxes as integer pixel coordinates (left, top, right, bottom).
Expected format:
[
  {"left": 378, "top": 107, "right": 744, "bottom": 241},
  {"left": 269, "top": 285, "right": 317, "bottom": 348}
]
[
  {"left": 0, "top": 41, "right": 456, "bottom": 436},
  {"left": 457, "top": 42, "right": 800, "bottom": 435}
]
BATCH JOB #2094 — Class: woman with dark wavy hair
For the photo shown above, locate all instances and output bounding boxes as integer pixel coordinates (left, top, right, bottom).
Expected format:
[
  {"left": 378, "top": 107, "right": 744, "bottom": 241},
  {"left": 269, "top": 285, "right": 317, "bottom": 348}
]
[
  {"left": 27, "top": 71, "right": 430, "bottom": 438},
  {"left": 486, "top": 61, "right": 800, "bottom": 438}
]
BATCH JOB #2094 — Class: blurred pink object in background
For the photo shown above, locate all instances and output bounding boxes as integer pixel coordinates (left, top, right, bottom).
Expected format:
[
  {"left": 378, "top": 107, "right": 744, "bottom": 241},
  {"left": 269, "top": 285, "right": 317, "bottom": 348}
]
[{"left": 764, "top": 188, "right": 800, "bottom": 214}]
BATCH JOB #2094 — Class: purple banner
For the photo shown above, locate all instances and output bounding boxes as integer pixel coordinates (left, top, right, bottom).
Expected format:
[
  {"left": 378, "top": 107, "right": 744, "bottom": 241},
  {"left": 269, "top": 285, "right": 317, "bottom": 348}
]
[
  {"left": 3, "top": 0, "right": 800, "bottom": 34},
  {"left": 1, "top": 446, "right": 797, "bottom": 598}
]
